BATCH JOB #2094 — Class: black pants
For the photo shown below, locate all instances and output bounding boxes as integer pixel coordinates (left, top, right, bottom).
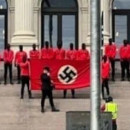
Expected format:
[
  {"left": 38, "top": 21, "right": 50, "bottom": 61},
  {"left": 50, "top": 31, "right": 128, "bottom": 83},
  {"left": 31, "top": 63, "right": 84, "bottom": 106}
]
[
  {"left": 109, "top": 58, "right": 115, "bottom": 80},
  {"left": 41, "top": 90, "right": 55, "bottom": 109},
  {"left": 63, "top": 89, "right": 75, "bottom": 98},
  {"left": 112, "top": 121, "right": 117, "bottom": 130},
  {"left": 4, "top": 63, "right": 13, "bottom": 83},
  {"left": 102, "top": 78, "right": 110, "bottom": 98},
  {"left": 121, "top": 60, "right": 129, "bottom": 80},
  {"left": 17, "top": 65, "right": 21, "bottom": 83},
  {"left": 21, "top": 76, "right": 32, "bottom": 98}
]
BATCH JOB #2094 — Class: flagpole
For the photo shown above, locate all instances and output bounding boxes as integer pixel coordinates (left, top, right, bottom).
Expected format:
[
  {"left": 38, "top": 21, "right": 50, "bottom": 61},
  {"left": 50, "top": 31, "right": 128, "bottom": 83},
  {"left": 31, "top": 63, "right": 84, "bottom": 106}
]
[{"left": 90, "top": 0, "right": 101, "bottom": 129}]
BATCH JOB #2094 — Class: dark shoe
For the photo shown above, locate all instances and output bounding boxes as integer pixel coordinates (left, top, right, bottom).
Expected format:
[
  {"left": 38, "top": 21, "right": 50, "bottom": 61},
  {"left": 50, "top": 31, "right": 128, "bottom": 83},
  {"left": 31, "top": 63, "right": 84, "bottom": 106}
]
[
  {"left": 10, "top": 82, "right": 14, "bottom": 85},
  {"left": 52, "top": 107, "right": 59, "bottom": 112},
  {"left": 4, "top": 82, "right": 7, "bottom": 85},
  {"left": 41, "top": 108, "right": 45, "bottom": 113},
  {"left": 72, "top": 95, "right": 75, "bottom": 98},
  {"left": 20, "top": 97, "right": 23, "bottom": 99},
  {"left": 121, "top": 78, "right": 124, "bottom": 81},
  {"left": 17, "top": 81, "right": 20, "bottom": 84},
  {"left": 112, "top": 78, "right": 115, "bottom": 81}
]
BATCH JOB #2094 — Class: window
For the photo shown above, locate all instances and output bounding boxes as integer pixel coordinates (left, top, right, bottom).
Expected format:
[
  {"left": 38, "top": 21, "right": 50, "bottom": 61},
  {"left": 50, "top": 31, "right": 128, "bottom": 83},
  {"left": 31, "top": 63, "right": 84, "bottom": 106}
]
[
  {"left": 41, "top": 0, "right": 78, "bottom": 49},
  {"left": 113, "top": 0, "right": 130, "bottom": 9},
  {"left": 0, "top": 0, "right": 7, "bottom": 51},
  {"left": 0, "top": 0, "right": 7, "bottom": 9}
]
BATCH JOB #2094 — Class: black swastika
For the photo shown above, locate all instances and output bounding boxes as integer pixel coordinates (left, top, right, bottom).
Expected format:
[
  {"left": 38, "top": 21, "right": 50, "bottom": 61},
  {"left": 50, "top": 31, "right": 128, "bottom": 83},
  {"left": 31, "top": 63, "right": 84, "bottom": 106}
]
[{"left": 59, "top": 66, "right": 77, "bottom": 83}]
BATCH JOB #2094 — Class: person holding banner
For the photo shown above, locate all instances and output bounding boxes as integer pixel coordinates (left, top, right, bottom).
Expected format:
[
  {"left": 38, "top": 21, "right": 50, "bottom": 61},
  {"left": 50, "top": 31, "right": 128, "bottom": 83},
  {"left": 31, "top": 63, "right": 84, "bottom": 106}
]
[
  {"left": 55, "top": 41, "right": 65, "bottom": 60},
  {"left": 19, "top": 56, "right": 32, "bottom": 99},
  {"left": 76, "top": 43, "right": 90, "bottom": 60},
  {"left": 15, "top": 45, "right": 27, "bottom": 84},
  {"left": 29, "top": 44, "right": 40, "bottom": 59},
  {"left": 3, "top": 44, "right": 14, "bottom": 85},
  {"left": 63, "top": 43, "right": 76, "bottom": 98},
  {"left": 41, "top": 41, "right": 54, "bottom": 59},
  {"left": 41, "top": 67, "right": 59, "bottom": 113},
  {"left": 102, "top": 55, "right": 110, "bottom": 99}
]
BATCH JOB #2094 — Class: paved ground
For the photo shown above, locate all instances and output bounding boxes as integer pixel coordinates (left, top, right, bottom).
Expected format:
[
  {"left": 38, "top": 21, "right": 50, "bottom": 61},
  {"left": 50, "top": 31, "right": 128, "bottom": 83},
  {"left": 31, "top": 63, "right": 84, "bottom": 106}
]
[
  {"left": 0, "top": 80, "right": 130, "bottom": 130},
  {"left": 0, "top": 61, "right": 130, "bottom": 130}
]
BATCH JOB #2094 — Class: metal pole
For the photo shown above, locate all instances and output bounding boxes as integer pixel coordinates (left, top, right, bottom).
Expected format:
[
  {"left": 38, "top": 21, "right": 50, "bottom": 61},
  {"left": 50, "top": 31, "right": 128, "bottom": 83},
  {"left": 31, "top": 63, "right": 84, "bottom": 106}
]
[{"left": 90, "top": 0, "right": 101, "bottom": 129}]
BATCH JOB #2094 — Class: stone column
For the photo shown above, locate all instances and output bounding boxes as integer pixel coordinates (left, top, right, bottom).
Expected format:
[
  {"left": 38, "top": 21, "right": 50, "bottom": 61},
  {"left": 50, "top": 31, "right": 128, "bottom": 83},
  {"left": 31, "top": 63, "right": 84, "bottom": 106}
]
[
  {"left": 103, "top": 0, "right": 111, "bottom": 43},
  {"left": 11, "top": 0, "right": 37, "bottom": 46}
]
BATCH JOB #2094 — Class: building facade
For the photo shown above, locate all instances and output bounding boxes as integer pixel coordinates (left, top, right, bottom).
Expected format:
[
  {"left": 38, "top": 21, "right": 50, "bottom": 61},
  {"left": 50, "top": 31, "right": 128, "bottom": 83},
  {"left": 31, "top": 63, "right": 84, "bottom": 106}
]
[{"left": 0, "top": 0, "right": 129, "bottom": 52}]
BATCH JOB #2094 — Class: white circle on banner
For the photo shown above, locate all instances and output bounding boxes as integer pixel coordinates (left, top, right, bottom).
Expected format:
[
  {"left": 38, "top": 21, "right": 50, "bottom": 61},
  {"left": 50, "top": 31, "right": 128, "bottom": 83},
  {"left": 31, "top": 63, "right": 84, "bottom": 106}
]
[{"left": 58, "top": 65, "right": 78, "bottom": 84}]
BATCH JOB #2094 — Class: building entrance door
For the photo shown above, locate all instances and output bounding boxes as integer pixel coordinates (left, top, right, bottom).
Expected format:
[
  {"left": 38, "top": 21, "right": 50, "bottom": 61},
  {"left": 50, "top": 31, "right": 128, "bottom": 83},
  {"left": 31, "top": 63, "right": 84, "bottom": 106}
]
[
  {"left": 41, "top": 0, "right": 78, "bottom": 49},
  {"left": 113, "top": 10, "right": 130, "bottom": 45}
]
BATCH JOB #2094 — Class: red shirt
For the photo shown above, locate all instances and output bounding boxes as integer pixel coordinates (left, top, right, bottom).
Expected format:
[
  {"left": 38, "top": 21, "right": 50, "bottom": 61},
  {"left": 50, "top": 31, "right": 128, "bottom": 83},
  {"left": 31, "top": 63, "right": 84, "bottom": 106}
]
[
  {"left": 29, "top": 50, "right": 40, "bottom": 59},
  {"left": 41, "top": 48, "right": 55, "bottom": 59},
  {"left": 127, "top": 45, "right": 130, "bottom": 59},
  {"left": 76, "top": 49, "right": 90, "bottom": 60},
  {"left": 55, "top": 49, "right": 65, "bottom": 60},
  {"left": 66, "top": 50, "right": 77, "bottom": 60},
  {"left": 119, "top": 45, "right": 129, "bottom": 60},
  {"left": 20, "top": 61, "right": 29, "bottom": 76},
  {"left": 15, "top": 51, "right": 27, "bottom": 65},
  {"left": 3, "top": 49, "right": 14, "bottom": 64},
  {"left": 102, "top": 61, "right": 110, "bottom": 79},
  {"left": 105, "top": 44, "right": 116, "bottom": 59}
]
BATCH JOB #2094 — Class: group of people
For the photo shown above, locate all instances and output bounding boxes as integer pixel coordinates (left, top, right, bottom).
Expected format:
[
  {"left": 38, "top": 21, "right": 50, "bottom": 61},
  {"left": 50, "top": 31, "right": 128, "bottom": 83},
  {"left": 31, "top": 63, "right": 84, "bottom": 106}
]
[
  {"left": 0, "top": 41, "right": 90, "bottom": 112},
  {"left": 0, "top": 40, "right": 119, "bottom": 129},
  {"left": 101, "top": 38, "right": 130, "bottom": 99}
]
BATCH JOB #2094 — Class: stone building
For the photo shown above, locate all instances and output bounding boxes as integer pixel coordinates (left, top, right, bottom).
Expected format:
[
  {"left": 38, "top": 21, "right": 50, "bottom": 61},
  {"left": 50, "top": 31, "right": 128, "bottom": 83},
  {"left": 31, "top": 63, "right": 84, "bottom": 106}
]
[{"left": 0, "top": 0, "right": 129, "bottom": 52}]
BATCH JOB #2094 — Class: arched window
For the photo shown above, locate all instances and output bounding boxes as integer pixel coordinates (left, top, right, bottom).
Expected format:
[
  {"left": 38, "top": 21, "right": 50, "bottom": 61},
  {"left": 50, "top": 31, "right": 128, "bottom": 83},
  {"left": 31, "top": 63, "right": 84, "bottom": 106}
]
[
  {"left": 41, "top": 0, "right": 78, "bottom": 49},
  {"left": 0, "top": 0, "right": 7, "bottom": 51},
  {"left": 113, "top": 0, "right": 130, "bottom": 9}
]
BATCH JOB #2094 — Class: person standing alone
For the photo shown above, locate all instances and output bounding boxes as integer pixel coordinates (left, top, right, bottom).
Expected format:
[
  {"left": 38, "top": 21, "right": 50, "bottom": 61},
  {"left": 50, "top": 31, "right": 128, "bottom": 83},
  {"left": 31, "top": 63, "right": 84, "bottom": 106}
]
[
  {"left": 41, "top": 67, "right": 59, "bottom": 112},
  {"left": 3, "top": 44, "right": 14, "bottom": 85},
  {"left": 15, "top": 45, "right": 27, "bottom": 84},
  {"left": 19, "top": 56, "right": 32, "bottom": 99},
  {"left": 105, "top": 38, "right": 116, "bottom": 81}
]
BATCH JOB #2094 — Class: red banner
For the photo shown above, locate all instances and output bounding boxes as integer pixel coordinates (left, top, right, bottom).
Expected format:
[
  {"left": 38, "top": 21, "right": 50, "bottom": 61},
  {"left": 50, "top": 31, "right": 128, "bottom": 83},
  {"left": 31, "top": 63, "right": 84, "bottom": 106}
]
[{"left": 30, "top": 59, "right": 90, "bottom": 90}]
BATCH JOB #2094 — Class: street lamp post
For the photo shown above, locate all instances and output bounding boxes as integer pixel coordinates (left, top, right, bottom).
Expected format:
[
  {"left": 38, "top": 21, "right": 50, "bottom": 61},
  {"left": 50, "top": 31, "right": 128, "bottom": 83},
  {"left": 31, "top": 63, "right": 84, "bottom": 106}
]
[{"left": 90, "top": 0, "right": 101, "bottom": 130}]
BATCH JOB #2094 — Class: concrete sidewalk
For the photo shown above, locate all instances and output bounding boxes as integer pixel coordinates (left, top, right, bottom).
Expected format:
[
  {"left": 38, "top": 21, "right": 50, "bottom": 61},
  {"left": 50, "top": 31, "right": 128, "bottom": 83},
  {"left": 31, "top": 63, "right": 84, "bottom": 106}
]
[{"left": 0, "top": 80, "right": 130, "bottom": 130}]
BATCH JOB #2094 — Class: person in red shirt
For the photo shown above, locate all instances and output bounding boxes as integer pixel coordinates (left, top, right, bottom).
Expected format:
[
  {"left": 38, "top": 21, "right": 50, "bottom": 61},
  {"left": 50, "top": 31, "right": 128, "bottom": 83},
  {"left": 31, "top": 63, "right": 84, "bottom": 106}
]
[
  {"left": 102, "top": 55, "right": 110, "bottom": 99},
  {"left": 105, "top": 38, "right": 116, "bottom": 81},
  {"left": 19, "top": 56, "right": 32, "bottom": 99},
  {"left": 76, "top": 43, "right": 90, "bottom": 60},
  {"left": 15, "top": 45, "right": 27, "bottom": 84},
  {"left": 63, "top": 43, "right": 76, "bottom": 98},
  {"left": 41, "top": 41, "right": 55, "bottom": 59},
  {"left": 3, "top": 44, "right": 14, "bottom": 85},
  {"left": 0, "top": 53, "right": 2, "bottom": 84},
  {"left": 29, "top": 44, "right": 40, "bottom": 59},
  {"left": 55, "top": 41, "right": 65, "bottom": 60},
  {"left": 119, "top": 40, "right": 129, "bottom": 81}
]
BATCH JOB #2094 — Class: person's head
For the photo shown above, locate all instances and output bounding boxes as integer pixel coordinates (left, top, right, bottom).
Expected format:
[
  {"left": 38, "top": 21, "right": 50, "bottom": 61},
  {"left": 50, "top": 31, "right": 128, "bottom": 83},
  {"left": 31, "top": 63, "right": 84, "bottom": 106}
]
[
  {"left": 43, "top": 66, "right": 50, "bottom": 74},
  {"left": 32, "top": 44, "right": 36, "bottom": 50},
  {"left": 103, "top": 55, "right": 107, "bottom": 62},
  {"left": 57, "top": 41, "right": 62, "bottom": 49},
  {"left": 109, "top": 38, "right": 112, "bottom": 45},
  {"left": 22, "top": 55, "right": 27, "bottom": 63},
  {"left": 70, "top": 43, "right": 74, "bottom": 50},
  {"left": 105, "top": 96, "right": 113, "bottom": 103},
  {"left": 6, "top": 44, "right": 10, "bottom": 50},
  {"left": 123, "top": 40, "right": 128, "bottom": 46},
  {"left": 19, "top": 45, "right": 23, "bottom": 51},
  {"left": 45, "top": 41, "right": 49, "bottom": 49},
  {"left": 81, "top": 43, "right": 86, "bottom": 50}
]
